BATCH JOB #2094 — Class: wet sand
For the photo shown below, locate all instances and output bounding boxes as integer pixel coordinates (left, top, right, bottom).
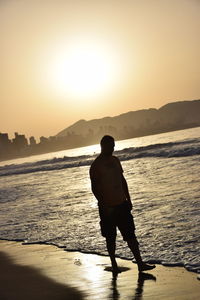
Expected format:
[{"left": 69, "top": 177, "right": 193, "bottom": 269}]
[{"left": 0, "top": 240, "right": 199, "bottom": 299}]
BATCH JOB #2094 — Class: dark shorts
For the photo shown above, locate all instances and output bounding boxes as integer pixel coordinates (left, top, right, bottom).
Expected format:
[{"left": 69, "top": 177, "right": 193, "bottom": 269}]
[{"left": 98, "top": 201, "right": 136, "bottom": 241}]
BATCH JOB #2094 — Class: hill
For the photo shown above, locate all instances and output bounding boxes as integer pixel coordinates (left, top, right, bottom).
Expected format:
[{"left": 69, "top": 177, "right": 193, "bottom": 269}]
[{"left": 56, "top": 99, "right": 200, "bottom": 143}]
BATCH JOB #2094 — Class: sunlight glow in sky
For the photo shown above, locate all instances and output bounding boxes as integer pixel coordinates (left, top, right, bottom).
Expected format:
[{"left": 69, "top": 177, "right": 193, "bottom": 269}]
[
  {"left": 1, "top": 0, "right": 200, "bottom": 139},
  {"left": 43, "top": 39, "right": 120, "bottom": 101}
]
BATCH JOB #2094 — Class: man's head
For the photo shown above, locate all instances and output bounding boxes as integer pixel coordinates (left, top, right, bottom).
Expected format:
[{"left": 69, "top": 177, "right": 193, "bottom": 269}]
[{"left": 100, "top": 135, "right": 115, "bottom": 156}]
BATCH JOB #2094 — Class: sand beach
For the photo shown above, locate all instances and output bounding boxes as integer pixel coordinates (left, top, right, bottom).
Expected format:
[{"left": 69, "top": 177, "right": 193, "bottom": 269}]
[{"left": 0, "top": 240, "right": 199, "bottom": 300}]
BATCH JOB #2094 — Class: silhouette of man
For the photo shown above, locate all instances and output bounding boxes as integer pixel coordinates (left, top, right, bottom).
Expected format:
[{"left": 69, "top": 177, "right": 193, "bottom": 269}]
[{"left": 90, "top": 135, "right": 155, "bottom": 275}]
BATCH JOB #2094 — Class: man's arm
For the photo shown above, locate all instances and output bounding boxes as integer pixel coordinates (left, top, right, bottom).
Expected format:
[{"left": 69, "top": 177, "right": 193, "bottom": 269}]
[
  {"left": 91, "top": 178, "right": 103, "bottom": 203},
  {"left": 90, "top": 164, "right": 103, "bottom": 203},
  {"left": 121, "top": 174, "right": 133, "bottom": 210}
]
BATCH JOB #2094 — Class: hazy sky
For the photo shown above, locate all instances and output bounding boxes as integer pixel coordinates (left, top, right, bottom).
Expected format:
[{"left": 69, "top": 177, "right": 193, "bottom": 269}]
[{"left": 1, "top": 0, "right": 200, "bottom": 140}]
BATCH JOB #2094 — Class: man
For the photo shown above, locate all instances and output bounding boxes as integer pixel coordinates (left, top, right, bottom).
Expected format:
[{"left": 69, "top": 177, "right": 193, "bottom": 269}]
[{"left": 90, "top": 135, "right": 155, "bottom": 275}]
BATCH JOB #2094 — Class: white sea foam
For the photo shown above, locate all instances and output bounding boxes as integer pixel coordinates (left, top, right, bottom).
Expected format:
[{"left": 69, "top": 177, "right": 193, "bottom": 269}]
[{"left": 0, "top": 136, "right": 200, "bottom": 177}]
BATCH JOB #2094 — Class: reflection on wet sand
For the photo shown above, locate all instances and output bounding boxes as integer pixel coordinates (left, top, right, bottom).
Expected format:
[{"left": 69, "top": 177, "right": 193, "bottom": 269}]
[{"left": 109, "top": 271, "right": 156, "bottom": 300}]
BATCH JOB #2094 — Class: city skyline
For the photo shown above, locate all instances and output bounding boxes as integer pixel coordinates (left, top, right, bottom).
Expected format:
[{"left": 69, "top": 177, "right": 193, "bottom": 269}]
[
  {"left": 1, "top": 98, "right": 200, "bottom": 161},
  {"left": 1, "top": 0, "right": 200, "bottom": 139}
]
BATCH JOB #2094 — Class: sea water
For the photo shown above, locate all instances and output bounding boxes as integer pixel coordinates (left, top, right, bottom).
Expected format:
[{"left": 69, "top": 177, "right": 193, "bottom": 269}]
[{"left": 0, "top": 127, "right": 200, "bottom": 273}]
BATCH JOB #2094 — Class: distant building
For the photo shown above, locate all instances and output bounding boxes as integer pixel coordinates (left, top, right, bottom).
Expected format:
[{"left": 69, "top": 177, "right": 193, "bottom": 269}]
[
  {"left": 12, "top": 132, "right": 28, "bottom": 151},
  {"left": 29, "top": 136, "right": 36, "bottom": 146},
  {"left": 40, "top": 136, "right": 48, "bottom": 144},
  {"left": 49, "top": 136, "right": 57, "bottom": 142},
  {"left": 0, "top": 132, "right": 12, "bottom": 159},
  {"left": 0, "top": 133, "right": 10, "bottom": 146}
]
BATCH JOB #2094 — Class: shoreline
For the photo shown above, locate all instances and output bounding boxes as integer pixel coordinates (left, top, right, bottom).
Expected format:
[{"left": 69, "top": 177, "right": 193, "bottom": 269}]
[
  {"left": 0, "top": 239, "right": 200, "bottom": 299},
  {"left": 0, "top": 238, "right": 199, "bottom": 274}
]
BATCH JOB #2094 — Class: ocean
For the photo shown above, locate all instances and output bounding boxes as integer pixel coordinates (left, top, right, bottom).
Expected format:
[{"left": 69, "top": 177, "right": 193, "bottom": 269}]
[{"left": 0, "top": 127, "right": 200, "bottom": 274}]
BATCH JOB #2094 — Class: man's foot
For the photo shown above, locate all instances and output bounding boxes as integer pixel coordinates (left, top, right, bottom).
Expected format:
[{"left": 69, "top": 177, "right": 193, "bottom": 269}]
[
  {"left": 104, "top": 265, "right": 122, "bottom": 276},
  {"left": 112, "top": 266, "right": 122, "bottom": 276},
  {"left": 138, "top": 263, "right": 156, "bottom": 273}
]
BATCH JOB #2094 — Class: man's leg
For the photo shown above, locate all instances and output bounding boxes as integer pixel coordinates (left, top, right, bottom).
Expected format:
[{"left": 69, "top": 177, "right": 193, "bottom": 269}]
[
  {"left": 106, "top": 236, "right": 121, "bottom": 274},
  {"left": 127, "top": 237, "right": 142, "bottom": 266},
  {"left": 117, "top": 203, "right": 155, "bottom": 272},
  {"left": 127, "top": 237, "right": 155, "bottom": 272},
  {"left": 99, "top": 206, "right": 120, "bottom": 274}
]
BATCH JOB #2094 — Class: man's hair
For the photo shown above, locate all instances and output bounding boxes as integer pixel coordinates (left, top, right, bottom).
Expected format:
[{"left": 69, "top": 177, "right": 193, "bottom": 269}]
[{"left": 100, "top": 135, "right": 114, "bottom": 146}]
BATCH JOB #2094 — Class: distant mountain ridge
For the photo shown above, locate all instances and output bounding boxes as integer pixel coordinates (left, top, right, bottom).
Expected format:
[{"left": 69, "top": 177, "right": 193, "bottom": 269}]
[{"left": 56, "top": 99, "right": 200, "bottom": 142}]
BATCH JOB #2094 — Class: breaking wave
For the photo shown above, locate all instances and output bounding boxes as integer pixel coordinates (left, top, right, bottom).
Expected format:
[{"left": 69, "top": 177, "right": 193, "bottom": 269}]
[{"left": 0, "top": 138, "right": 200, "bottom": 177}]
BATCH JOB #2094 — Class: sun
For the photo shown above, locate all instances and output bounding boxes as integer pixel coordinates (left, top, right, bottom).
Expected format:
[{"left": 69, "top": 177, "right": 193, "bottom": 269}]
[{"left": 44, "top": 39, "right": 119, "bottom": 101}]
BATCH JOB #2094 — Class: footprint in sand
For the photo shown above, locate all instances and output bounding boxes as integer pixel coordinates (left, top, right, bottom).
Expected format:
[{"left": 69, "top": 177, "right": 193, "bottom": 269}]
[{"left": 74, "top": 259, "right": 82, "bottom": 266}]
